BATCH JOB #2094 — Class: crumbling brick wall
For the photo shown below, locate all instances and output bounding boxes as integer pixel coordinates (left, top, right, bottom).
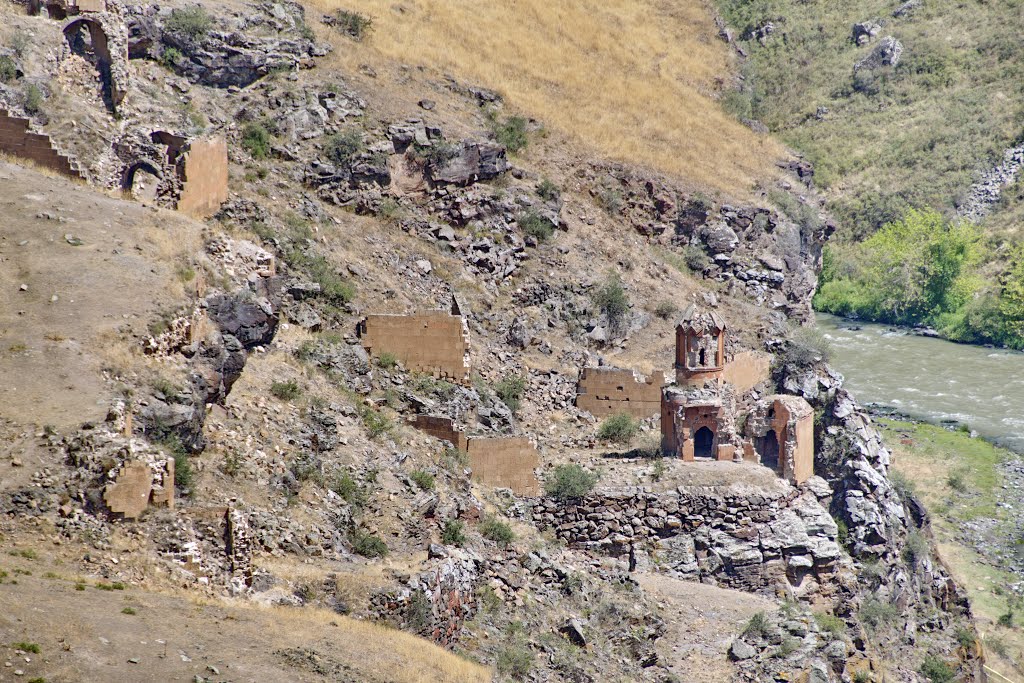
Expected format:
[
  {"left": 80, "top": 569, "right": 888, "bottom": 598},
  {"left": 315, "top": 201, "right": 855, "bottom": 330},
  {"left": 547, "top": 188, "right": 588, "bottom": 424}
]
[
  {"left": 102, "top": 457, "right": 174, "bottom": 518},
  {"left": 576, "top": 367, "right": 665, "bottom": 419},
  {"left": 359, "top": 311, "right": 470, "bottom": 383},
  {"left": 174, "top": 136, "right": 229, "bottom": 218},
  {"left": 411, "top": 415, "right": 469, "bottom": 451},
  {"left": 466, "top": 437, "right": 540, "bottom": 496},
  {"left": 0, "top": 110, "right": 83, "bottom": 178}
]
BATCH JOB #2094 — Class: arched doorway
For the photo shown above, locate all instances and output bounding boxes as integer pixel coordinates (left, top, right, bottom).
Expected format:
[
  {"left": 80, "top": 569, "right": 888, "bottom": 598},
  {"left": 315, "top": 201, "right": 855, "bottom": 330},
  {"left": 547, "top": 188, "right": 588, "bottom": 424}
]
[
  {"left": 122, "top": 161, "right": 162, "bottom": 200},
  {"left": 760, "top": 430, "right": 779, "bottom": 472},
  {"left": 63, "top": 18, "right": 119, "bottom": 112},
  {"left": 694, "top": 426, "right": 714, "bottom": 458}
]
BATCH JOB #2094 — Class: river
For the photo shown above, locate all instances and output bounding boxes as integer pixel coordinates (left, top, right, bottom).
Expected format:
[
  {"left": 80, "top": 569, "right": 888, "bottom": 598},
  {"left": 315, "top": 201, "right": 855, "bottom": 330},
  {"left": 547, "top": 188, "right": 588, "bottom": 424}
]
[{"left": 815, "top": 313, "right": 1024, "bottom": 453}]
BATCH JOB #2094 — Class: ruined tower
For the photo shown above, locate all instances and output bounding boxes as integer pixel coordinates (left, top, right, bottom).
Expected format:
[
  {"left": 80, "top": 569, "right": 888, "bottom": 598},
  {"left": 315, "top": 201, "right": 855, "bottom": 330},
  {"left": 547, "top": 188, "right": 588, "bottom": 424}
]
[{"left": 674, "top": 304, "right": 726, "bottom": 386}]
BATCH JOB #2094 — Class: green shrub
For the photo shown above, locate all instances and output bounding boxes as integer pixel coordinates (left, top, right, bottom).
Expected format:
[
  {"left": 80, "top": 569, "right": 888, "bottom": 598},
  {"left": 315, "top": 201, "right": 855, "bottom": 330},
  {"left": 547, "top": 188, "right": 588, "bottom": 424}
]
[
  {"left": 413, "top": 140, "right": 460, "bottom": 167},
  {"left": 536, "top": 178, "right": 560, "bottom": 201},
  {"left": 494, "top": 374, "right": 527, "bottom": 413},
  {"left": 351, "top": 531, "right": 388, "bottom": 558},
  {"left": 859, "top": 597, "right": 900, "bottom": 630},
  {"left": 332, "top": 10, "right": 373, "bottom": 40},
  {"left": 998, "top": 609, "right": 1014, "bottom": 627},
  {"left": 889, "top": 469, "right": 916, "bottom": 502},
  {"left": 496, "top": 643, "right": 533, "bottom": 680},
  {"left": 121, "top": 607, "right": 137, "bottom": 615},
  {"left": 0, "top": 55, "right": 16, "bottom": 83},
  {"left": 165, "top": 6, "right": 213, "bottom": 40},
  {"left": 775, "top": 637, "right": 800, "bottom": 658},
  {"left": 174, "top": 452, "right": 194, "bottom": 491},
  {"left": 919, "top": 654, "right": 954, "bottom": 683},
  {"left": 814, "top": 612, "right": 845, "bottom": 636},
  {"left": 595, "top": 184, "right": 623, "bottom": 214},
  {"left": 682, "top": 244, "right": 710, "bottom": 272},
  {"left": 158, "top": 46, "right": 182, "bottom": 69},
  {"left": 954, "top": 626, "right": 975, "bottom": 649},
  {"left": 651, "top": 457, "right": 667, "bottom": 481},
  {"left": 377, "top": 352, "right": 398, "bottom": 369},
  {"left": 151, "top": 376, "right": 180, "bottom": 398},
  {"left": 442, "top": 519, "right": 466, "bottom": 546},
  {"left": 781, "top": 325, "right": 833, "bottom": 368},
  {"left": 544, "top": 464, "right": 599, "bottom": 499},
  {"left": 743, "top": 611, "right": 769, "bottom": 638},
  {"left": 270, "top": 380, "right": 302, "bottom": 401},
  {"left": 654, "top": 301, "right": 677, "bottom": 319},
  {"left": 492, "top": 115, "right": 529, "bottom": 154},
  {"left": 480, "top": 518, "right": 515, "bottom": 547},
  {"left": 409, "top": 469, "right": 435, "bottom": 491},
  {"left": 518, "top": 209, "right": 555, "bottom": 241},
  {"left": 592, "top": 274, "right": 630, "bottom": 335},
  {"left": 12, "top": 642, "right": 40, "bottom": 654},
  {"left": 597, "top": 413, "right": 639, "bottom": 444},
  {"left": 946, "top": 467, "right": 970, "bottom": 493},
  {"left": 361, "top": 406, "right": 393, "bottom": 439},
  {"left": 330, "top": 472, "right": 367, "bottom": 507},
  {"left": 324, "top": 130, "right": 365, "bottom": 165},
  {"left": 241, "top": 122, "right": 272, "bottom": 160},
  {"left": 23, "top": 83, "right": 42, "bottom": 115}
]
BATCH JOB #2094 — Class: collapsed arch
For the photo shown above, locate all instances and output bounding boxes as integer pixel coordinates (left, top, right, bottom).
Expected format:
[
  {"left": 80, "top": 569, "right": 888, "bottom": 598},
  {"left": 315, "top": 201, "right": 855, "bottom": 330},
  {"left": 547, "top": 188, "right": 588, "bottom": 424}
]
[{"left": 63, "top": 17, "right": 122, "bottom": 112}]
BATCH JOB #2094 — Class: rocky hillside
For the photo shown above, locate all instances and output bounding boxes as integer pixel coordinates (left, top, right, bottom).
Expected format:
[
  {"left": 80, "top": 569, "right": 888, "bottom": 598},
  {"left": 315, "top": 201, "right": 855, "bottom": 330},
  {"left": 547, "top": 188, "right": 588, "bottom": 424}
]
[
  {"left": 712, "top": 0, "right": 1024, "bottom": 348},
  {"left": 0, "top": 0, "right": 988, "bottom": 681}
]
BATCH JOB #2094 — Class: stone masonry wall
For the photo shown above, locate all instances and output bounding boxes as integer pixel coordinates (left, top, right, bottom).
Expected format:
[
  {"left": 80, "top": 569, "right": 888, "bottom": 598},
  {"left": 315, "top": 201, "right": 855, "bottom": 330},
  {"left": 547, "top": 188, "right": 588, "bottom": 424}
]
[
  {"left": 360, "top": 312, "right": 470, "bottom": 382},
  {"left": 533, "top": 483, "right": 844, "bottom": 597},
  {"left": 467, "top": 436, "right": 540, "bottom": 496},
  {"left": 0, "top": 110, "right": 83, "bottom": 179},
  {"left": 576, "top": 367, "right": 665, "bottom": 419},
  {"left": 175, "top": 136, "right": 229, "bottom": 218}
]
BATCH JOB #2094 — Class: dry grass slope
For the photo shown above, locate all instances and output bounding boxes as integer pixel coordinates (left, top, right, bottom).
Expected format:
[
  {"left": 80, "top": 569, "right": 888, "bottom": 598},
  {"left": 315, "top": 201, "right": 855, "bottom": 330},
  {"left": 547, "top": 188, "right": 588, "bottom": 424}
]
[{"left": 311, "top": 0, "right": 785, "bottom": 195}]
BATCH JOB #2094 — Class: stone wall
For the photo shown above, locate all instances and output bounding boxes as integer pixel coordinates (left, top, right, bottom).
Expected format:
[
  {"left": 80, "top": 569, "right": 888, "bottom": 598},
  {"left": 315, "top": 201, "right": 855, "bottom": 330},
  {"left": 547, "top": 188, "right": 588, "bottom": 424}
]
[
  {"left": 359, "top": 311, "right": 470, "bottom": 383},
  {"left": 467, "top": 436, "right": 540, "bottom": 496},
  {"left": 722, "top": 350, "right": 772, "bottom": 394},
  {"left": 532, "top": 483, "right": 843, "bottom": 596},
  {"left": 175, "top": 136, "right": 229, "bottom": 218},
  {"left": 411, "top": 415, "right": 469, "bottom": 451},
  {"left": 576, "top": 367, "right": 665, "bottom": 419},
  {"left": 0, "top": 110, "right": 83, "bottom": 179}
]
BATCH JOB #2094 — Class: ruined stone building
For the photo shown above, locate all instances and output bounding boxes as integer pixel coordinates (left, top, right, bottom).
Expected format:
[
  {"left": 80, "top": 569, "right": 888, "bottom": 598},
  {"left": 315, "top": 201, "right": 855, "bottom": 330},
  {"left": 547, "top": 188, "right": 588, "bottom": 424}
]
[{"left": 661, "top": 305, "right": 815, "bottom": 484}]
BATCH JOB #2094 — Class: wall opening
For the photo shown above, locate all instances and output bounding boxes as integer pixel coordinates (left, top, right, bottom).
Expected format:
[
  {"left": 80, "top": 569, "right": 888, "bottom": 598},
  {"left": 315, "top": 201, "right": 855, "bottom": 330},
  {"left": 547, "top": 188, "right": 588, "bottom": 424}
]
[
  {"left": 63, "top": 18, "right": 116, "bottom": 113},
  {"left": 694, "top": 426, "right": 714, "bottom": 458},
  {"left": 760, "top": 430, "right": 779, "bottom": 472},
  {"left": 122, "top": 160, "right": 161, "bottom": 200}
]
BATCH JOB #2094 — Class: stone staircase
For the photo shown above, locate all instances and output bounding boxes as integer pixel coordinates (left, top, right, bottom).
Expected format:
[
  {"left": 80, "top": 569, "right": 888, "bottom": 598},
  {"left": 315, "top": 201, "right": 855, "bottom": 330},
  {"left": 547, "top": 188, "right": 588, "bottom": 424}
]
[{"left": 0, "top": 109, "right": 85, "bottom": 179}]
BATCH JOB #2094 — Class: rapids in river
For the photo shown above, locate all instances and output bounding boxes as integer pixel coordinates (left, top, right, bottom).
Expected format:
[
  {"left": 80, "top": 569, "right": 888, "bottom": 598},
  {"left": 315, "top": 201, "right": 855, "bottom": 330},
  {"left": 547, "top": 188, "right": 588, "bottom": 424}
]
[{"left": 816, "top": 313, "right": 1024, "bottom": 453}]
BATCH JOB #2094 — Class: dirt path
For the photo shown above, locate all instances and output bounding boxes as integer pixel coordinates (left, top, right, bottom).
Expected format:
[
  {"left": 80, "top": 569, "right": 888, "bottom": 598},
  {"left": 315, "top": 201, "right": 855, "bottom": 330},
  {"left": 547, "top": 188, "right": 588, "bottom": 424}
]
[
  {"left": 635, "top": 572, "right": 775, "bottom": 683},
  {"left": 0, "top": 549, "right": 489, "bottom": 683},
  {"left": 0, "top": 161, "right": 199, "bottom": 429}
]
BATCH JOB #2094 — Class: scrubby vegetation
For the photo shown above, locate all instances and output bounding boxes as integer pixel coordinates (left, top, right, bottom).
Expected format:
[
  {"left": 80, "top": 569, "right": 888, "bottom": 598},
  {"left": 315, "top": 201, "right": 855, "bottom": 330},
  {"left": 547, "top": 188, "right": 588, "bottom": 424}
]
[
  {"left": 592, "top": 274, "right": 630, "bottom": 335},
  {"left": 0, "top": 55, "right": 17, "bottom": 83},
  {"left": 480, "top": 518, "right": 515, "bottom": 547},
  {"left": 494, "top": 375, "right": 527, "bottom": 413},
  {"left": 597, "top": 413, "right": 639, "bottom": 444},
  {"left": 544, "top": 464, "right": 599, "bottom": 499},
  {"left": 165, "top": 6, "right": 213, "bottom": 40},
  {"left": 331, "top": 10, "right": 373, "bottom": 40}
]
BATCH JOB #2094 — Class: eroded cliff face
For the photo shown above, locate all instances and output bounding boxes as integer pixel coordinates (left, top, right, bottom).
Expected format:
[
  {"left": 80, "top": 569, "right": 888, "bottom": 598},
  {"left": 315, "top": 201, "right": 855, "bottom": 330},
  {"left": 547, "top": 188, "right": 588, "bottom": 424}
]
[{"left": 777, "top": 358, "right": 982, "bottom": 679}]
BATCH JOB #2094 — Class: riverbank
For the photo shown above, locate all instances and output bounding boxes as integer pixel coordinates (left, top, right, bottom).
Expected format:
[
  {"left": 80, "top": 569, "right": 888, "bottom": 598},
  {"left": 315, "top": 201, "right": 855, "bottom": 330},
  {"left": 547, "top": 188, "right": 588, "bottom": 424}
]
[{"left": 881, "top": 418, "right": 1024, "bottom": 679}]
